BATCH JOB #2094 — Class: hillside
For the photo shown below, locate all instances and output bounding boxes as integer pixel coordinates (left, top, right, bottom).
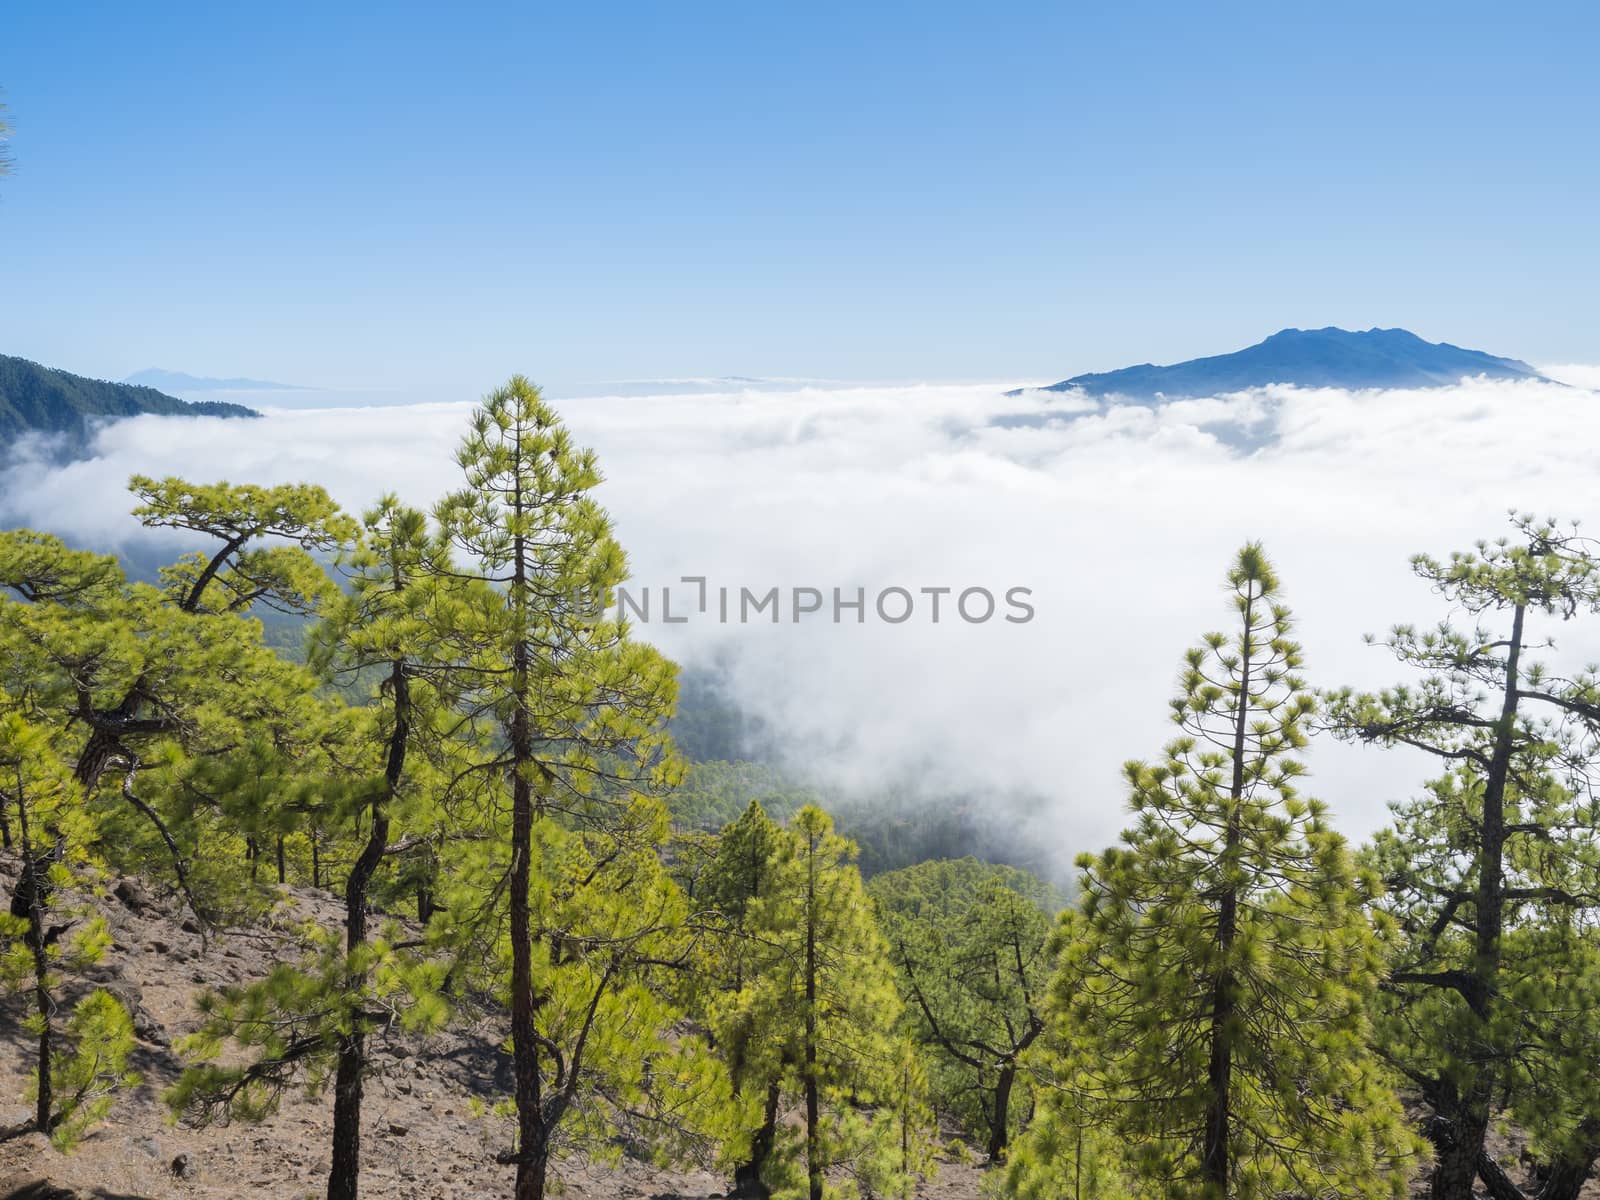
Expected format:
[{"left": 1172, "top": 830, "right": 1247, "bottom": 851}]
[
  {"left": 0, "top": 355, "right": 259, "bottom": 448},
  {"left": 0, "top": 857, "right": 987, "bottom": 1200},
  {"left": 1, "top": 859, "right": 1579, "bottom": 1200},
  {"left": 1011, "top": 326, "right": 1548, "bottom": 400}
]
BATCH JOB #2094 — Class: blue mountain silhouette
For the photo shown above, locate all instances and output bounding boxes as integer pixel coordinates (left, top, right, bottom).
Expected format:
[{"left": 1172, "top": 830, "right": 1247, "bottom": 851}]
[{"left": 1009, "top": 327, "right": 1545, "bottom": 400}]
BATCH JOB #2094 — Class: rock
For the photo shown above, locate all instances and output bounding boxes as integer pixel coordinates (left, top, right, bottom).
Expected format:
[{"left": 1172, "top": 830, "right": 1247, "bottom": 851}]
[
  {"left": 132, "top": 1005, "right": 168, "bottom": 1046},
  {"left": 146, "top": 938, "right": 170, "bottom": 954},
  {"left": 100, "top": 979, "right": 144, "bottom": 1010},
  {"left": 170, "top": 1152, "right": 199, "bottom": 1180},
  {"left": 79, "top": 961, "right": 121, "bottom": 985},
  {"left": 113, "top": 877, "right": 155, "bottom": 913},
  {"left": 387, "top": 1122, "right": 409, "bottom": 1137},
  {"left": 133, "top": 1134, "right": 161, "bottom": 1158}
]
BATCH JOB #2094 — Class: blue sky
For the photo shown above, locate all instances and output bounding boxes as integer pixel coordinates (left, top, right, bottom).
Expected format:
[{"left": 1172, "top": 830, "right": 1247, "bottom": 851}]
[{"left": 2, "top": 1, "right": 1597, "bottom": 397}]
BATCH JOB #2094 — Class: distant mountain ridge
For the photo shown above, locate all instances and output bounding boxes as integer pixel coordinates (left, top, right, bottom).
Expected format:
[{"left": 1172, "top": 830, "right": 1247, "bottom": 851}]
[
  {"left": 1010, "top": 327, "right": 1548, "bottom": 400},
  {"left": 1, "top": 354, "right": 260, "bottom": 449},
  {"left": 124, "top": 367, "right": 304, "bottom": 393}
]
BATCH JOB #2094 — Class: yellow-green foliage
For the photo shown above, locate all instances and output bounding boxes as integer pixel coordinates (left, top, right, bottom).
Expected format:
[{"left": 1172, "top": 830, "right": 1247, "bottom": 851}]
[
  {"left": 0, "top": 702, "right": 137, "bottom": 1148},
  {"left": 1027, "top": 546, "right": 1421, "bottom": 1200},
  {"left": 1325, "top": 517, "right": 1600, "bottom": 1189},
  {"left": 706, "top": 803, "right": 934, "bottom": 1200},
  {"left": 996, "top": 1096, "right": 1138, "bottom": 1200},
  {"left": 37, "top": 989, "right": 141, "bottom": 1150},
  {"left": 870, "top": 857, "right": 1056, "bottom": 1154}
]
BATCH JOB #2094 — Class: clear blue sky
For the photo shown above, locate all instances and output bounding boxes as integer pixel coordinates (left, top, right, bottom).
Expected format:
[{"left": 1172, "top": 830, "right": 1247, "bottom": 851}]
[{"left": 2, "top": 1, "right": 1597, "bottom": 396}]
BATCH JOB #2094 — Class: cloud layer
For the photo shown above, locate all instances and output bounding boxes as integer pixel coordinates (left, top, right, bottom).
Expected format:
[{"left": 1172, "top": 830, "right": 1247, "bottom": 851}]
[{"left": 5, "top": 373, "right": 1599, "bottom": 863}]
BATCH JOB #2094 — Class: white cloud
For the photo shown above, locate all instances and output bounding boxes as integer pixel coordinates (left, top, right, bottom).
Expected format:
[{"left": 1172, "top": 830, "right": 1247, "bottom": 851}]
[{"left": 5, "top": 374, "right": 1599, "bottom": 866}]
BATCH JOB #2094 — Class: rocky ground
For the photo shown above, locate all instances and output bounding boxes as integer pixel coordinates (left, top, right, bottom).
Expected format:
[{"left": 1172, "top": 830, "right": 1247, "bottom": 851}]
[{"left": 0, "top": 860, "right": 987, "bottom": 1200}]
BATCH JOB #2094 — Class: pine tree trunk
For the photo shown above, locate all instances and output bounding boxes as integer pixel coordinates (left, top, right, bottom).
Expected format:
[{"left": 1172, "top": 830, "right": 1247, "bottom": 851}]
[
  {"left": 1435, "top": 603, "right": 1526, "bottom": 1200},
  {"left": 14, "top": 791, "right": 51, "bottom": 1133},
  {"left": 733, "top": 1082, "right": 781, "bottom": 1198},
  {"left": 523, "top": 1133, "right": 550, "bottom": 1200},
  {"left": 1431, "top": 1135, "right": 1482, "bottom": 1200},
  {"left": 1532, "top": 1118, "right": 1600, "bottom": 1200},
  {"left": 327, "top": 663, "right": 405, "bottom": 1200},
  {"left": 987, "top": 1064, "right": 1016, "bottom": 1162},
  {"left": 1535, "top": 1153, "right": 1596, "bottom": 1200},
  {"left": 0, "top": 793, "right": 11, "bottom": 848},
  {"left": 1202, "top": 895, "right": 1237, "bottom": 1194},
  {"left": 277, "top": 834, "right": 287, "bottom": 884},
  {"left": 328, "top": 1036, "right": 365, "bottom": 1200},
  {"left": 1202, "top": 585, "right": 1257, "bottom": 1196},
  {"left": 32, "top": 941, "right": 50, "bottom": 1134},
  {"left": 509, "top": 515, "right": 545, "bottom": 1200},
  {"left": 804, "top": 833, "right": 822, "bottom": 1200}
]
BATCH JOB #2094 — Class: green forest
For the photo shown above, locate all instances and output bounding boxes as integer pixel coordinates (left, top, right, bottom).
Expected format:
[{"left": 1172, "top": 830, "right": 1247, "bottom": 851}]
[{"left": 4, "top": 377, "right": 1600, "bottom": 1200}]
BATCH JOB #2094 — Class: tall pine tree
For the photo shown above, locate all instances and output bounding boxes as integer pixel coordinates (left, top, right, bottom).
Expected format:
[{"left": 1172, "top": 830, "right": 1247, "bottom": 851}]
[
  {"left": 432, "top": 377, "right": 736, "bottom": 1200},
  {"left": 1325, "top": 517, "right": 1600, "bottom": 1200},
  {"left": 1040, "top": 544, "right": 1418, "bottom": 1200}
]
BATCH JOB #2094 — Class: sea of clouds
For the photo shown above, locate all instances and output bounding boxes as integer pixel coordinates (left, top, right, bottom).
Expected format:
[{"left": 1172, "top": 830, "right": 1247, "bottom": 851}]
[{"left": 5, "top": 369, "right": 1600, "bottom": 862}]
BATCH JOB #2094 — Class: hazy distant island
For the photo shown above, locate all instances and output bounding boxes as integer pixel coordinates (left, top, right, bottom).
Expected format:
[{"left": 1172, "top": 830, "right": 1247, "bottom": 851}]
[
  {"left": 123, "top": 366, "right": 306, "bottom": 393},
  {"left": 1009, "top": 326, "right": 1548, "bottom": 400}
]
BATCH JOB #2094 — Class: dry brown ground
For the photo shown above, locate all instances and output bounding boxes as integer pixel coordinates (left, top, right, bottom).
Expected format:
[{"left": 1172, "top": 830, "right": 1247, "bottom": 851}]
[{"left": 0, "top": 859, "right": 987, "bottom": 1200}]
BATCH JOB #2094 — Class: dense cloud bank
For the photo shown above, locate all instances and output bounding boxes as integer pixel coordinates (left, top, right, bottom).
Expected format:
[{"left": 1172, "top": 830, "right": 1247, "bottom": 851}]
[{"left": 5, "top": 371, "right": 1598, "bottom": 858}]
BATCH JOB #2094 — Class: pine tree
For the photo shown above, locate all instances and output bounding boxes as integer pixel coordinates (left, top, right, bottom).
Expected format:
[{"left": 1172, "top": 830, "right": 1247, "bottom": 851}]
[
  {"left": 1325, "top": 516, "right": 1600, "bottom": 1200},
  {"left": 711, "top": 804, "right": 919, "bottom": 1200},
  {"left": 312, "top": 497, "right": 458, "bottom": 1200},
  {"left": 0, "top": 476, "right": 356, "bottom": 931},
  {"left": 871, "top": 859, "right": 1055, "bottom": 1160},
  {"left": 167, "top": 497, "right": 459, "bottom": 1200},
  {"left": 702, "top": 799, "right": 789, "bottom": 1197},
  {"left": 432, "top": 377, "right": 736, "bottom": 1200},
  {"left": 0, "top": 700, "right": 138, "bottom": 1148},
  {"left": 1042, "top": 544, "right": 1418, "bottom": 1200}
]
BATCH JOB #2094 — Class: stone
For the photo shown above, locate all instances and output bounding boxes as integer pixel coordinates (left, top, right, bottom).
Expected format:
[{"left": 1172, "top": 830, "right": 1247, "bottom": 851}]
[{"left": 113, "top": 877, "right": 154, "bottom": 913}]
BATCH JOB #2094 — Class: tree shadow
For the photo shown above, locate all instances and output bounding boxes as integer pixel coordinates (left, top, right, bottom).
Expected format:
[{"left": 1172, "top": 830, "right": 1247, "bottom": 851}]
[{"left": 4, "top": 1183, "right": 157, "bottom": 1200}]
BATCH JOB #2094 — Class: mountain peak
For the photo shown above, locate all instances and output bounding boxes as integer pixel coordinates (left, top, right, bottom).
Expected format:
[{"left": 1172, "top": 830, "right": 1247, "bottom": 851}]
[{"left": 1013, "top": 327, "right": 1546, "bottom": 400}]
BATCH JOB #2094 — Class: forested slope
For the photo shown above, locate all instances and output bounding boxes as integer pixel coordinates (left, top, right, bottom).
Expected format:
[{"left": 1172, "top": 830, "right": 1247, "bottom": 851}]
[{"left": 0, "top": 354, "right": 257, "bottom": 449}]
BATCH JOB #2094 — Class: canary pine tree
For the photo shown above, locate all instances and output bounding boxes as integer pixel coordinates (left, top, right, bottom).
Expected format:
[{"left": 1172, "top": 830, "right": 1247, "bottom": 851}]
[
  {"left": 1325, "top": 517, "right": 1600, "bottom": 1200},
  {"left": 711, "top": 805, "right": 922, "bottom": 1200},
  {"left": 312, "top": 497, "right": 460, "bottom": 1200},
  {"left": 167, "top": 498, "right": 459, "bottom": 1200},
  {"left": 432, "top": 377, "right": 736, "bottom": 1200},
  {"left": 0, "top": 701, "right": 137, "bottom": 1148},
  {"left": 871, "top": 860, "right": 1054, "bottom": 1161},
  {"left": 702, "top": 799, "right": 789, "bottom": 1197},
  {"left": 1042, "top": 545, "right": 1418, "bottom": 1200},
  {"left": 0, "top": 478, "right": 356, "bottom": 933}
]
